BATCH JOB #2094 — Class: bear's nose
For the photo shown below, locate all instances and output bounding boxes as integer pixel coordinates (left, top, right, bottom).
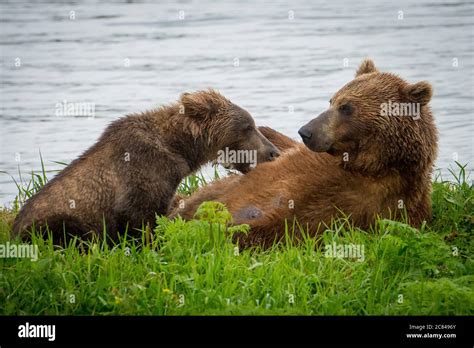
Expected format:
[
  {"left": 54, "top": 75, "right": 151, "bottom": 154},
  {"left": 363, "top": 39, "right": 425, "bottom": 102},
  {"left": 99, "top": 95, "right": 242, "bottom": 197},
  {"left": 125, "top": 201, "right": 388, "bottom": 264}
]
[
  {"left": 298, "top": 127, "right": 312, "bottom": 142},
  {"left": 269, "top": 150, "right": 280, "bottom": 159}
]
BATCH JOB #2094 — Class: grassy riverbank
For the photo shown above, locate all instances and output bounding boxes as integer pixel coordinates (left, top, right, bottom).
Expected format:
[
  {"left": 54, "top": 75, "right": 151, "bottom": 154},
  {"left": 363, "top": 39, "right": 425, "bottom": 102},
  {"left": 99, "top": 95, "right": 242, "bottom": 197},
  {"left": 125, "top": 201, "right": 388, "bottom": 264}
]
[{"left": 0, "top": 163, "right": 472, "bottom": 315}]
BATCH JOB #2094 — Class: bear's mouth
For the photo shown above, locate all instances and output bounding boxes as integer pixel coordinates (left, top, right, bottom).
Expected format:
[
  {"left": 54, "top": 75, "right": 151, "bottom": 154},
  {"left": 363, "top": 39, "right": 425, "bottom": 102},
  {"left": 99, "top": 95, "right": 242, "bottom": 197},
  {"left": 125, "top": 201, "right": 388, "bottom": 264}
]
[
  {"left": 219, "top": 161, "right": 253, "bottom": 174},
  {"left": 236, "top": 163, "right": 252, "bottom": 174},
  {"left": 326, "top": 146, "right": 338, "bottom": 155}
]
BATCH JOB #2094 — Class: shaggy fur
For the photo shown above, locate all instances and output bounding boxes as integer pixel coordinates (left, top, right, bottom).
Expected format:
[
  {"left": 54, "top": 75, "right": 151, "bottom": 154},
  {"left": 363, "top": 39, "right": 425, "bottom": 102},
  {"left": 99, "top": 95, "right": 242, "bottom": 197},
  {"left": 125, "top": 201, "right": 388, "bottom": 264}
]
[
  {"left": 12, "top": 90, "right": 279, "bottom": 243},
  {"left": 170, "top": 60, "right": 439, "bottom": 249}
]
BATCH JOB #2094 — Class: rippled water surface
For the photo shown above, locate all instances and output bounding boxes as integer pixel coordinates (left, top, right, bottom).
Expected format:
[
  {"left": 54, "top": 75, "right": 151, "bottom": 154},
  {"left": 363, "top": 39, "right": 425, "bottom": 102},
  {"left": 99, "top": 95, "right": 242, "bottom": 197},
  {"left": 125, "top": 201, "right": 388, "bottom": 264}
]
[{"left": 1, "top": 0, "right": 473, "bottom": 205}]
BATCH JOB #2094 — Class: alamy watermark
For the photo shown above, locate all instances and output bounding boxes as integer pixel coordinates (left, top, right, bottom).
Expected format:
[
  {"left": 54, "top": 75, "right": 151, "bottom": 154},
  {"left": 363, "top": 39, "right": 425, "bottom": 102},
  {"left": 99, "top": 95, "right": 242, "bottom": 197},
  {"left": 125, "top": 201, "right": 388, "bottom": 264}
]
[
  {"left": 380, "top": 101, "right": 420, "bottom": 120},
  {"left": 216, "top": 147, "right": 257, "bottom": 168},
  {"left": 324, "top": 242, "right": 365, "bottom": 262},
  {"left": 0, "top": 242, "right": 38, "bottom": 261},
  {"left": 18, "top": 322, "right": 55, "bottom": 341},
  {"left": 55, "top": 100, "right": 95, "bottom": 118}
]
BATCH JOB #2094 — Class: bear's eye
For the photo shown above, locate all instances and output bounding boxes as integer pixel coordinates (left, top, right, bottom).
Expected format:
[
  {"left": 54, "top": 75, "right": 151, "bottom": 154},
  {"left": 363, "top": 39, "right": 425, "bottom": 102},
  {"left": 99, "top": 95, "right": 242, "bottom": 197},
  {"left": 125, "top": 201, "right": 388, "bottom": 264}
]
[
  {"left": 339, "top": 103, "right": 353, "bottom": 115},
  {"left": 242, "top": 125, "right": 253, "bottom": 133}
]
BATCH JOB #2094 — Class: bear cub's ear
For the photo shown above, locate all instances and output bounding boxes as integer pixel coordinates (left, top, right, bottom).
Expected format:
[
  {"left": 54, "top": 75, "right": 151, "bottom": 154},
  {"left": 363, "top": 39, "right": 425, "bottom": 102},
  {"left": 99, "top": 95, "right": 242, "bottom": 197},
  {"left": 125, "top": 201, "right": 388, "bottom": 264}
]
[
  {"left": 355, "top": 59, "right": 378, "bottom": 77},
  {"left": 180, "top": 90, "right": 227, "bottom": 119},
  {"left": 402, "top": 81, "right": 433, "bottom": 106}
]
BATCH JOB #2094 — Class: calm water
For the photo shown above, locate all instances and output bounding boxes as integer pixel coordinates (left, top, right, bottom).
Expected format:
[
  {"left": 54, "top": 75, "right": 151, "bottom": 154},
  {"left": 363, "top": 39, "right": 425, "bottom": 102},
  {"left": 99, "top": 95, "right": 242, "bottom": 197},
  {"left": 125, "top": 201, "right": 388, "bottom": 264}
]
[{"left": 1, "top": 0, "right": 473, "bottom": 206}]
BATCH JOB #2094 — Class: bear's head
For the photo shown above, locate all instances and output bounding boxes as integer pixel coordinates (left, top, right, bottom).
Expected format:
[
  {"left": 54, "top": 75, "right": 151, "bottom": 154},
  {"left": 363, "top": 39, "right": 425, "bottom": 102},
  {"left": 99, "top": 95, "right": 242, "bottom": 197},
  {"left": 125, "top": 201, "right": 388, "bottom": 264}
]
[
  {"left": 180, "top": 90, "right": 279, "bottom": 173},
  {"left": 299, "top": 59, "right": 438, "bottom": 177}
]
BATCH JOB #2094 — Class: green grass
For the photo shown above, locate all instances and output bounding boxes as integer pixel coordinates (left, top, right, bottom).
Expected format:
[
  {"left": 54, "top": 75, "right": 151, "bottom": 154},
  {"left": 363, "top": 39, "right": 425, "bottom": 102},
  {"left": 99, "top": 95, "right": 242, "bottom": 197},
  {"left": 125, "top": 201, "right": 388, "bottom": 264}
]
[{"left": 0, "top": 162, "right": 472, "bottom": 315}]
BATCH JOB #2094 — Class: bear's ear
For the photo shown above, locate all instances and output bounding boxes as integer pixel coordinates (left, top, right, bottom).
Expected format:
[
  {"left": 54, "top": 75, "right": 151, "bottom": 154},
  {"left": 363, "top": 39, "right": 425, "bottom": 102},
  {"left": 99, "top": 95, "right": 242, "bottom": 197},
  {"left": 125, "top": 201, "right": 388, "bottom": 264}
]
[
  {"left": 355, "top": 59, "right": 378, "bottom": 77},
  {"left": 180, "top": 90, "right": 226, "bottom": 119},
  {"left": 402, "top": 81, "right": 433, "bottom": 106}
]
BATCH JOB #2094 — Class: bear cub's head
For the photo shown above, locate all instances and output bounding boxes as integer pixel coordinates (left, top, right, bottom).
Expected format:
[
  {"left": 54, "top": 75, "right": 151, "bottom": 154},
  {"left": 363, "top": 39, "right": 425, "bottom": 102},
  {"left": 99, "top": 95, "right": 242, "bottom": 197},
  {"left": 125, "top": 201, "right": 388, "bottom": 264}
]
[
  {"left": 299, "top": 59, "right": 438, "bottom": 176},
  {"left": 180, "top": 90, "right": 279, "bottom": 173}
]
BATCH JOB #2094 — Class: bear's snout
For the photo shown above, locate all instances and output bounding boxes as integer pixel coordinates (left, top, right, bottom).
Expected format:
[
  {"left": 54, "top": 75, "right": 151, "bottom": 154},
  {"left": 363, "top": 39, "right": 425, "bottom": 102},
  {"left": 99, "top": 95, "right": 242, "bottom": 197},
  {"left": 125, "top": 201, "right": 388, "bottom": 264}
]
[
  {"left": 262, "top": 144, "right": 280, "bottom": 164},
  {"left": 268, "top": 148, "right": 280, "bottom": 160},
  {"left": 257, "top": 130, "right": 280, "bottom": 162},
  {"left": 298, "top": 127, "right": 312, "bottom": 143},
  {"left": 299, "top": 111, "right": 335, "bottom": 153}
]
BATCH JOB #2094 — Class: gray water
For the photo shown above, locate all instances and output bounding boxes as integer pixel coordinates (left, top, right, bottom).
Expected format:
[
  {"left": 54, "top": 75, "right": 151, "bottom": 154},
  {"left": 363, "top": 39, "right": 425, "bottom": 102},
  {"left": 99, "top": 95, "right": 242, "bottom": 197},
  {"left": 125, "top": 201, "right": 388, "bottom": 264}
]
[{"left": 1, "top": 0, "right": 473, "bottom": 207}]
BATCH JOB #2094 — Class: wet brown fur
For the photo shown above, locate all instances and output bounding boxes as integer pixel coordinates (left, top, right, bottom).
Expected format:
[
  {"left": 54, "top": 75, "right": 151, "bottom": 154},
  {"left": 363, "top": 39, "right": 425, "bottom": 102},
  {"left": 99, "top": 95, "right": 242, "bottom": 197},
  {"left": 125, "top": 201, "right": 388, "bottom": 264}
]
[{"left": 12, "top": 90, "right": 278, "bottom": 244}]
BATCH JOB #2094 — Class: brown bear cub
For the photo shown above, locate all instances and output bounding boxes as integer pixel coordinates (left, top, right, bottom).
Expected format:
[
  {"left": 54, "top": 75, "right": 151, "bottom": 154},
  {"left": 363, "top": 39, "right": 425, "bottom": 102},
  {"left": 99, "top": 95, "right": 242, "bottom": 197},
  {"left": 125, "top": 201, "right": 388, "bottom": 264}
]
[
  {"left": 171, "top": 60, "right": 438, "bottom": 249},
  {"left": 12, "top": 90, "right": 279, "bottom": 243}
]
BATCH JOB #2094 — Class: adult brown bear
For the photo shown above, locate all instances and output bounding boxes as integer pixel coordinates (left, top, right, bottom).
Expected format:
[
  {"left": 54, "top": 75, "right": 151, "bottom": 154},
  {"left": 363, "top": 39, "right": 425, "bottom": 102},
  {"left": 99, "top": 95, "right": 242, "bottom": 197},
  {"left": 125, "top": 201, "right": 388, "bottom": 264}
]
[{"left": 171, "top": 59, "right": 439, "bottom": 249}]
